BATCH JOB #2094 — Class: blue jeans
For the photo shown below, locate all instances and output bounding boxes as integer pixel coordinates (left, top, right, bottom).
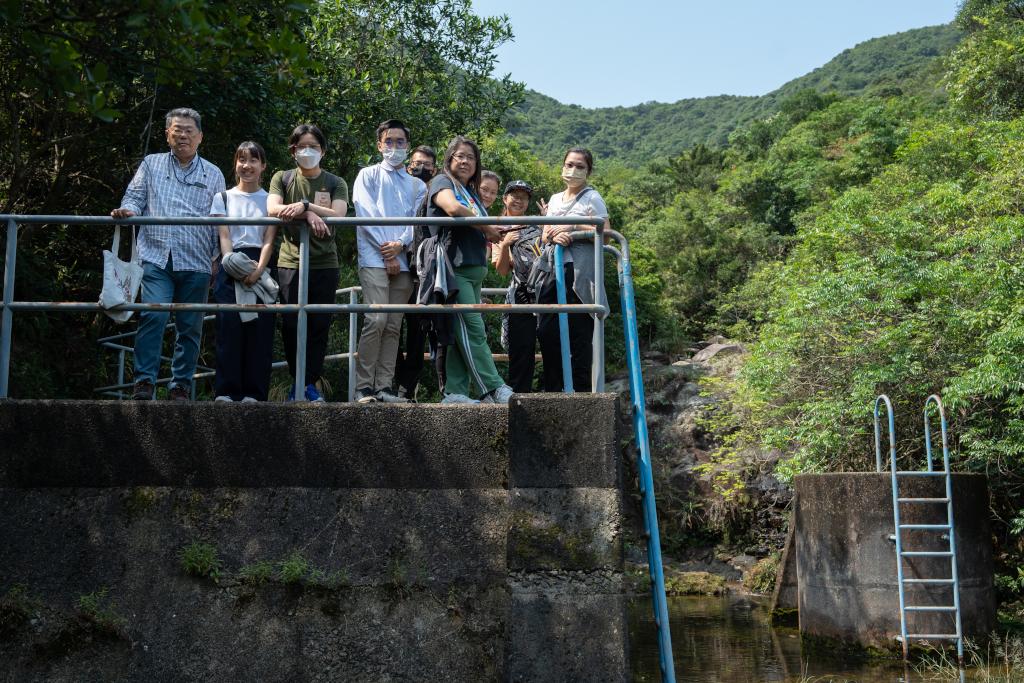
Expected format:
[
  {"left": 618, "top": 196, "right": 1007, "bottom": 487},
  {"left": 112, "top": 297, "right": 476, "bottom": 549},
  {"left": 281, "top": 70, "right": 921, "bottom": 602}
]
[{"left": 133, "top": 257, "right": 210, "bottom": 389}]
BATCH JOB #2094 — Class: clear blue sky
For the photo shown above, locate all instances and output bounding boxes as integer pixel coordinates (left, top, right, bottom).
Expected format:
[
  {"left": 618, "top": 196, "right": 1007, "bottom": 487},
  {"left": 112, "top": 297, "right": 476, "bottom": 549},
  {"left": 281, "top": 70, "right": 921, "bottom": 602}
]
[{"left": 470, "top": 0, "right": 961, "bottom": 108}]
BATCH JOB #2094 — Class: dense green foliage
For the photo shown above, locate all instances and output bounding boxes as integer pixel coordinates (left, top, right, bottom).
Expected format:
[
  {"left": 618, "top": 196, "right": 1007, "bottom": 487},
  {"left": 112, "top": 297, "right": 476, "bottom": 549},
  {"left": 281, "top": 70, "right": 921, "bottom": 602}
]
[
  {"left": 650, "top": 1, "right": 1024, "bottom": 590},
  {"left": 504, "top": 24, "right": 961, "bottom": 166}
]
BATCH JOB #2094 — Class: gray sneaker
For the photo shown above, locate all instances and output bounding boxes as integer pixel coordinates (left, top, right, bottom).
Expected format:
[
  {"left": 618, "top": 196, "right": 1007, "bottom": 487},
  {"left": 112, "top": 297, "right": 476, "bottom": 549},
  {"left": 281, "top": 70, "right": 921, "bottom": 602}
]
[
  {"left": 482, "top": 384, "right": 514, "bottom": 404},
  {"left": 355, "top": 387, "right": 378, "bottom": 403},
  {"left": 441, "top": 393, "right": 480, "bottom": 404},
  {"left": 377, "top": 389, "right": 410, "bottom": 404}
]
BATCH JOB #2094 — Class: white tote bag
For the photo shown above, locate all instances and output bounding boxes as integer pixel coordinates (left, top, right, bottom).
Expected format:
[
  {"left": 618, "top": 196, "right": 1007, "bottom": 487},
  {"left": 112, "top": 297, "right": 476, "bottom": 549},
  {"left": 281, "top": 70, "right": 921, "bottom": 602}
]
[{"left": 99, "top": 225, "right": 144, "bottom": 323}]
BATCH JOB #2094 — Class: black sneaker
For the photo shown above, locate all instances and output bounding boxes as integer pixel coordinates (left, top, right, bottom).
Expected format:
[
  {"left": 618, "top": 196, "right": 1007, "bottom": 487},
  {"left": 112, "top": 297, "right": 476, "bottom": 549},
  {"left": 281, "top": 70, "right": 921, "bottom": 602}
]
[
  {"left": 377, "top": 389, "right": 410, "bottom": 404},
  {"left": 355, "top": 387, "right": 378, "bottom": 403},
  {"left": 132, "top": 380, "right": 154, "bottom": 401}
]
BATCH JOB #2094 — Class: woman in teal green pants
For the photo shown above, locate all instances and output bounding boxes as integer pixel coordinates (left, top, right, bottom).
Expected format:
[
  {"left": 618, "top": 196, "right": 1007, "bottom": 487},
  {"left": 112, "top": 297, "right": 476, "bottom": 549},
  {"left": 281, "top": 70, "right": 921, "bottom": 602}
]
[{"left": 425, "top": 136, "right": 514, "bottom": 404}]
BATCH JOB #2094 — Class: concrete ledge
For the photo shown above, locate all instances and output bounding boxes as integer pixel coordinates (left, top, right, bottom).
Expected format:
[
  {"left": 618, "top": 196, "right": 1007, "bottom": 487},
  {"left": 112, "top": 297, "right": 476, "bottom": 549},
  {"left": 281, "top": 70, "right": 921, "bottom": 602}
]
[{"left": 0, "top": 401, "right": 508, "bottom": 488}]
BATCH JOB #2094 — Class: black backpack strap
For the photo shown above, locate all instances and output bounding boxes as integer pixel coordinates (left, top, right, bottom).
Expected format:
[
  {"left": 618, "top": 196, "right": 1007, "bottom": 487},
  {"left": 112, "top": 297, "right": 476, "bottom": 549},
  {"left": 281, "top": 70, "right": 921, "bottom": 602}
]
[
  {"left": 283, "top": 169, "right": 296, "bottom": 199},
  {"left": 220, "top": 190, "right": 228, "bottom": 215}
]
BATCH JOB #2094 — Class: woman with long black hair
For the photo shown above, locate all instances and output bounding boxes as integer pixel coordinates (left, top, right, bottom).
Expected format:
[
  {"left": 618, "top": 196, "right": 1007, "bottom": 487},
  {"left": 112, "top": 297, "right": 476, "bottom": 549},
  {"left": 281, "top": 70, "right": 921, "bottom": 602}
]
[{"left": 426, "top": 136, "right": 513, "bottom": 404}]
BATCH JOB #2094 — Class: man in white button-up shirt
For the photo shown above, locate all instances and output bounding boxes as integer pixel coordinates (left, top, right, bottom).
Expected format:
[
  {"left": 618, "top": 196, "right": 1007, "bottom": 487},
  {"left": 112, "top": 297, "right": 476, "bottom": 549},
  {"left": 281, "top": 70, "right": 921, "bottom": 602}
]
[{"left": 351, "top": 119, "right": 427, "bottom": 403}]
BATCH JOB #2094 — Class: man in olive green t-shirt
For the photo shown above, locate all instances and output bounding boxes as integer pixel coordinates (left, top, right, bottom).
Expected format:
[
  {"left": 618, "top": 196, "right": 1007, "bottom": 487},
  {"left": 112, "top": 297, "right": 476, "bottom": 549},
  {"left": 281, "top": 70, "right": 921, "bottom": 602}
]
[{"left": 267, "top": 123, "right": 349, "bottom": 402}]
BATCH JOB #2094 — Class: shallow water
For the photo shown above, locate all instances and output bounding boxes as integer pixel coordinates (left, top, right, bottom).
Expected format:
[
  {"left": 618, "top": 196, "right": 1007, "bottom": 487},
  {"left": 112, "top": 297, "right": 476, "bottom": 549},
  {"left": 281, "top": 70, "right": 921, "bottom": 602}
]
[{"left": 629, "top": 594, "right": 973, "bottom": 682}]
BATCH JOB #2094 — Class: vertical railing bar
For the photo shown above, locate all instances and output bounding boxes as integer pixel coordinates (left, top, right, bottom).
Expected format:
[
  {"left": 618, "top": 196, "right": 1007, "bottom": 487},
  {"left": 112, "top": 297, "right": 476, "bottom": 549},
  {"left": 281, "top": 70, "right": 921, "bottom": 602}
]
[
  {"left": 878, "top": 393, "right": 910, "bottom": 660},
  {"left": 117, "top": 348, "right": 126, "bottom": 400},
  {"left": 553, "top": 244, "right": 574, "bottom": 394},
  {"left": 294, "top": 223, "right": 310, "bottom": 402},
  {"left": 592, "top": 221, "right": 605, "bottom": 392},
  {"left": 926, "top": 394, "right": 965, "bottom": 666},
  {"left": 0, "top": 218, "right": 18, "bottom": 398},
  {"left": 348, "top": 288, "right": 357, "bottom": 403}
]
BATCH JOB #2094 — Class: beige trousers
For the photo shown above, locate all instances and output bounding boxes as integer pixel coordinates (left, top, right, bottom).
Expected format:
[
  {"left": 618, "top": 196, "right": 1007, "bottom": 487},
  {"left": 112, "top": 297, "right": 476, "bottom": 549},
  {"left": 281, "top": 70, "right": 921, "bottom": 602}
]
[{"left": 355, "top": 267, "right": 414, "bottom": 392}]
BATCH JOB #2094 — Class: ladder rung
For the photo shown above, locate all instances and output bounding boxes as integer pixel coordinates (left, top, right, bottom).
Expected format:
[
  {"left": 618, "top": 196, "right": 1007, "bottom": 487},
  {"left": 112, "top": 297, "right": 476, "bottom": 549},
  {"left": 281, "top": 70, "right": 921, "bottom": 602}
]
[
  {"left": 895, "top": 471, "right": 947, "bottom": 476},
  {"left": 901, "top": 551, "right": 953, "bottom": 557},
  {"left": 898, "top": 497, "right": 949, "bottom": 503},
  {"left": 898, "top": 634, "right": 960, "bottom": 641},
  {"left": 905, "top": 605, "right": 957, "bottom": 612},
  {"left": 902, "top": 578, "right": 955, "bottom": 584},
  {"left": 899, "top": 524, "right": 951, "bottom": 530}
]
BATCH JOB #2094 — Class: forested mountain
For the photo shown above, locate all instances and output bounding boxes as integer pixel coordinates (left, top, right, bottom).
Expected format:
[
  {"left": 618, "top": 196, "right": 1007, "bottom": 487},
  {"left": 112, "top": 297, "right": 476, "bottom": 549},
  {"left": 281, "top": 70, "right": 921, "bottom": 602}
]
[{"left": 505, "top": 24, "right": 962, "bottom": 165}]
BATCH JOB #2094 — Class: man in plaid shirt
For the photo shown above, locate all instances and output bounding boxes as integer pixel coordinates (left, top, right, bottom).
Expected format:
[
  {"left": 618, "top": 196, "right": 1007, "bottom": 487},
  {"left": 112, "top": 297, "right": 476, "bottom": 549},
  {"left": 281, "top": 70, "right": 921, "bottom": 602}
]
[{"left": 111, "top": 107, "right": 226, "bottom": 401}]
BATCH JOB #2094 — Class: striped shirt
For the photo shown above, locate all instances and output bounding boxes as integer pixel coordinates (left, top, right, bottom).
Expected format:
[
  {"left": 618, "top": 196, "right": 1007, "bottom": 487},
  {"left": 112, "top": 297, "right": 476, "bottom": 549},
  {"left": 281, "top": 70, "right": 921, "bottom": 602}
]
[{"left": 119, "top": 152, "right": 226, "bottom": 272}]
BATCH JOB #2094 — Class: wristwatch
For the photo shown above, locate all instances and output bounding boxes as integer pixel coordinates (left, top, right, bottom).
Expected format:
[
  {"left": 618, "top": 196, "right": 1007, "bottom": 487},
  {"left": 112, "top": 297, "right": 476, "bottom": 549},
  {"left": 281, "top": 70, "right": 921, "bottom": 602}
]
[{"left": 301, "top": 198, "right": 310, "bottom": 212}]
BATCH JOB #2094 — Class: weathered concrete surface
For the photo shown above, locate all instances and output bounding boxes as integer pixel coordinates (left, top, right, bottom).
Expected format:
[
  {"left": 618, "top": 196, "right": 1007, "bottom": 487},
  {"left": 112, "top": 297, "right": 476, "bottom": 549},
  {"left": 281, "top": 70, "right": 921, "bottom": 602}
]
[
  {"left": 769, "top": 506, "right": 799, "bottom": 625},
  {"left": 0, "top": 400, "right": 508, "bottom": 488},
  {"left": 0, "top": 395, "right": 628, "bottom": 682},
  {"left": 794, "top": 473, "right": 995, "bottom": 650}
]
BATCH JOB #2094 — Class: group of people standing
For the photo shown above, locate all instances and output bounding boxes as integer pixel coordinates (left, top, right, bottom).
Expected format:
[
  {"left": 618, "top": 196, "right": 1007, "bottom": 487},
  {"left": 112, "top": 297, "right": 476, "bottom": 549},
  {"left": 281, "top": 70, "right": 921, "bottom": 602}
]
[{"left": 110, "top": 107, "right": 610, "bottom": 404}]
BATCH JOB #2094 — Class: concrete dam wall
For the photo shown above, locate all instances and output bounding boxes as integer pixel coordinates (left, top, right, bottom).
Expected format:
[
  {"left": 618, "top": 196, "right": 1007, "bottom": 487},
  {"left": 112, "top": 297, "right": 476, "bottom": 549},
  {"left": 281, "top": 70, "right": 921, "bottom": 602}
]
[{"left": 0, "top": 394, "right": 629, "bottom": 682}]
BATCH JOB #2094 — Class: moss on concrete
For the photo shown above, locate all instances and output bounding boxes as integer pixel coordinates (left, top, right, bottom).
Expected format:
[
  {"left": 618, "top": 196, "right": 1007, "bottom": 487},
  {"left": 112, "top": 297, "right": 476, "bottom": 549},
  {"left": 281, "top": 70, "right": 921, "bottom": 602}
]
[{"left": 508, "top": 511, "right": 597, "bottom": 570}]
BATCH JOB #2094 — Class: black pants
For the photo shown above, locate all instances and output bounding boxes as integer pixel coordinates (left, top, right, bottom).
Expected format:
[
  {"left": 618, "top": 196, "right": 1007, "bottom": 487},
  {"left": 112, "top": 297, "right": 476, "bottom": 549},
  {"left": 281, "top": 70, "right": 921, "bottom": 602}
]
[
  {"left": 277, "top": 266, "right": 338, "bottom": 385},
  {"left": 506, "top": 309, "right": 538, "bottom": 393},
  {"left": 213, "top": 248, "right": 275, "bottom": 401},
  {"left": 394, "top": 291, "right": 447, "bottom": 397},
  {"left": 537, "top": 265, "right": 593, "bottom": 393}
]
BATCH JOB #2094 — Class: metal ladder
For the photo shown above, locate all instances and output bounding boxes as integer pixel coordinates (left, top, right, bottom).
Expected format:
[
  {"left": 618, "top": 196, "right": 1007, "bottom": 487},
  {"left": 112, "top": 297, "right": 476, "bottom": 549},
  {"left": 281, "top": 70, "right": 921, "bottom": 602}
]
[{"left": 874, "top": 394, "right": 964, "bottom": 663}]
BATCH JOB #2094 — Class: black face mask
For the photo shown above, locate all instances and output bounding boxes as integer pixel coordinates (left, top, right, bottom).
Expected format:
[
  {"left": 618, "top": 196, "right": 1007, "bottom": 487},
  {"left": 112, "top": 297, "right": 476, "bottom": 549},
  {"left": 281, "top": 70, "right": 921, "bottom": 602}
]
[{"left": 408, "top": 165, "right": 434, "bottom": 182}]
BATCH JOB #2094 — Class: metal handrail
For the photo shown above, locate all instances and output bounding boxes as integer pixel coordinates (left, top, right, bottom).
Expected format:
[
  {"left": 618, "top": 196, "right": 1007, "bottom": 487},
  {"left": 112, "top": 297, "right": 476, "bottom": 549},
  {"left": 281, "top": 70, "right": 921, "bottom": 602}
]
[
  {"left": 606, "top": 227, "right": 676, "bottom": 682},
  {"left": 0, "top": 214, "right": 604, "bottom": 401},
  {"left": 95, "top": 285, "right": 528, "bottom": 400}
]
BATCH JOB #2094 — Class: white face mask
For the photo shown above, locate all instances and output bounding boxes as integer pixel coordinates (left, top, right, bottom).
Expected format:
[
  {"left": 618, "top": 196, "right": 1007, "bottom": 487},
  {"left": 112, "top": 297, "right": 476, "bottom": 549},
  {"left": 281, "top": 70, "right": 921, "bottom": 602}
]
[
  {"left": 562, "top": 166, "right": 588, "bottom": 186},
  {"left": 294, "top": 147, "right": 322, "bottom": 170},
  {"left": 383, "top": 147, "right": 407, "bottom": 167}
]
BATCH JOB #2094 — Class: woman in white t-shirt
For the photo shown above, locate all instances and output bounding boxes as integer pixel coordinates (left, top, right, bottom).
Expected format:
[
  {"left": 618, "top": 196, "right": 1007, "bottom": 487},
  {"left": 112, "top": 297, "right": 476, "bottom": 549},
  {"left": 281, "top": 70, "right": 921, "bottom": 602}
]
[
  {"left": 209, "top": 141, "right": 277, "bottom": 402},
  {"left": 538, "top": 147, "right": 611, "bottom": 393}
]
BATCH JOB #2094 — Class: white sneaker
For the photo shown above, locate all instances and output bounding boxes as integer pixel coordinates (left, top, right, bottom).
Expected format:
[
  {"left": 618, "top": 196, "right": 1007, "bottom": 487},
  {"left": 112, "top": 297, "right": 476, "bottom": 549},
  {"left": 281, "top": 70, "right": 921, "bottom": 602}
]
[
  {"left": 241, "top": 397, "right": 258, "bottom": 403},
  {"left": 482, "top": 384, "right": 514, "bottom": 405},
  {"left": 214, "top": 395, "right": 233, "bottom": 402},
  {"left": 441, "top": 393, "right": 480, "bottom": 404}
]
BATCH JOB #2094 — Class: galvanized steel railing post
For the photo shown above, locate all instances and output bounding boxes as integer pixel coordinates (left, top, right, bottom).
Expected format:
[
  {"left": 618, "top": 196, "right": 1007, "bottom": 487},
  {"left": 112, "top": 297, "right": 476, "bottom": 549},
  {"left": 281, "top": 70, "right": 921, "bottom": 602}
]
[
  {"left": 348, "top": 289, "right": 358, "bottom": 403},
  {"left": 294, "top": 224, "right": 310, "bottom": 402},
  {"left": 0, "top": 218, "right": 17, "bottom": 398},
  {"left": 553, "top": 244, "right": 574, "bottom": 394},
  {"left": 592, "top": 221, "right": 606, "bottom": 392}
]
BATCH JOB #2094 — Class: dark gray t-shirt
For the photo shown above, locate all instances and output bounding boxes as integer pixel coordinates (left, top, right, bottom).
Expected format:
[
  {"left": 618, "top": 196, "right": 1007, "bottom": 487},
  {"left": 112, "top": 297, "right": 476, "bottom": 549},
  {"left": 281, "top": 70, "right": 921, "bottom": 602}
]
[{"left": 428, "top": 174, "right": 487, "bottom": 267}]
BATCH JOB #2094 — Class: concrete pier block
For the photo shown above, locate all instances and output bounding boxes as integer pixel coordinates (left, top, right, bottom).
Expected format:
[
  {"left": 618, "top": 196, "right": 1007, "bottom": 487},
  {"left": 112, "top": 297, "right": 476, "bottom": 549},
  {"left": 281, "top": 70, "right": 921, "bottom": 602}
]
[{"left": 794, "top": 472, "right": 995, "bottom": 650}]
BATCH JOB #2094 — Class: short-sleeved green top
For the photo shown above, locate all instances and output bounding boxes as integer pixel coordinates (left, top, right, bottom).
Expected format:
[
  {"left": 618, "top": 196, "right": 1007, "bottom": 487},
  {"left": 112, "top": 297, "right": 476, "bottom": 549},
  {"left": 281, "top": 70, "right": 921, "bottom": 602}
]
[{"left": 269, "top": 169, "right": 349, "bottom": 269}]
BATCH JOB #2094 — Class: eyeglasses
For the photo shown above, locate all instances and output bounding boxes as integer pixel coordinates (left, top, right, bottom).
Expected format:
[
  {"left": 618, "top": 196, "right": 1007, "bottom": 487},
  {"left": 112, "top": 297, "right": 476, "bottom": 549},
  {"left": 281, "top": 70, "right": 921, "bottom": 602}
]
[
  {"left": 382, "top": 139, "right": 408, "bottom": 149},
  {"left": 295, "top": 143, "right": 322, "bottom": 151},
  {"left": 169, "top": 126, "right": 199, "bottom": 138},
  {"left": 452, "top": 153, "right": 476, "bottom": 163}
]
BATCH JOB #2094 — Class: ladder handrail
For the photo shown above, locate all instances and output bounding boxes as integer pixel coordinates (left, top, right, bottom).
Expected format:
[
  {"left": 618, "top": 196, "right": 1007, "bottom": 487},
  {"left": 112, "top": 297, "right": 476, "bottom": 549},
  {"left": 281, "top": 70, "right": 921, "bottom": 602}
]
[
  {"left": 922, "top": 394, "right": 948, "bottom": 474},
  {"left": 874, "top": 394, "right": 897, "bottom": 473}
]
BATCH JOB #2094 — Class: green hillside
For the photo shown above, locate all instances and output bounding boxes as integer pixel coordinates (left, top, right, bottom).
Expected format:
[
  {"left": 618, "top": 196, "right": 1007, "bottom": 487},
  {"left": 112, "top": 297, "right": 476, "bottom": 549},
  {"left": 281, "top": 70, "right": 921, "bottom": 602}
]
[{"left": 505, "top": 24, "right": 962, "bottom": 166}]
